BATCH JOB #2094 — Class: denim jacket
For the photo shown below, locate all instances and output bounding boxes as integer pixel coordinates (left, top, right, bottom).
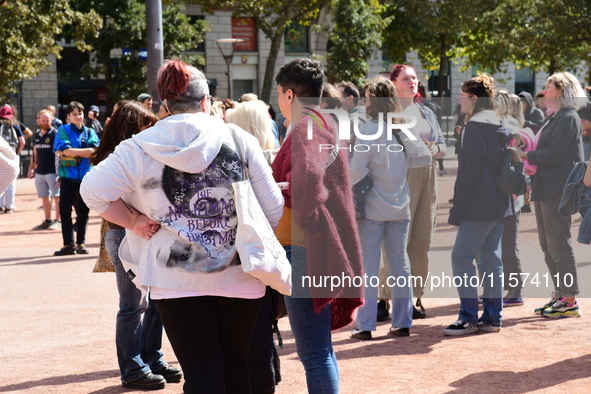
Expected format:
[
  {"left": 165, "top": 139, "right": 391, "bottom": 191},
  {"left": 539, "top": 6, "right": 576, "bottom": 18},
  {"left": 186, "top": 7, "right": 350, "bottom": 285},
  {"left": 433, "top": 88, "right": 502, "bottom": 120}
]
[
  {"left": 558, "top": 161, "right": 591, "bottom": 244},
  {"left": 559, "top": 161, "right": 591, "bottom": 216}
]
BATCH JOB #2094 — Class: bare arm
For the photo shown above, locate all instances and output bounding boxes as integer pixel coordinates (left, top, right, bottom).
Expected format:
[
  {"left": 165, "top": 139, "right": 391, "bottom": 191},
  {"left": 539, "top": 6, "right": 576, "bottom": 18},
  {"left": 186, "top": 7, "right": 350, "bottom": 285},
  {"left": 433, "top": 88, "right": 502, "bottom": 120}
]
[
  {"left": 584, "top": 164, "right": 591, "bottom": 188},
  {"left": 28, "top": 147, "right": 37, "bottom": 178},
  {"left": 61, "top": 147, "right": 96, "bottom": 158},
  {"left": 16, "top": 137, "right": 25, "bottom": 155},
  {"left": 99, "top": 198, "right": 160, "bottom": 240},
  {"left": 22, "top": 127, "right": 33, "bottom": 139}
]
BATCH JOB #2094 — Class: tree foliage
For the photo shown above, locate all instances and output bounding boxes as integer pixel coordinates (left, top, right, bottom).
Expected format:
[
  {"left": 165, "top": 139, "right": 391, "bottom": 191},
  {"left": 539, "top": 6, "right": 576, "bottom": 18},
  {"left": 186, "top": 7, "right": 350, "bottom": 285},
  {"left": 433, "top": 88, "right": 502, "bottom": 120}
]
[
  {"left": 382, "top": 0, "right": 495, "bottom": 97},
  {"left": 190, "top": 0, "right": 329, "bottom": 103},
  {"left": 462, "top": 0, "right": 591, "bottom": 77},
  {"left": 0, "top": 0, "right": 101, "bottom": 99},
  {"left": 325, "top": 0, "right": 390, "bottom": 88},
  {"left": 72, "top": 1, "right": 210, "bottom": 104}
]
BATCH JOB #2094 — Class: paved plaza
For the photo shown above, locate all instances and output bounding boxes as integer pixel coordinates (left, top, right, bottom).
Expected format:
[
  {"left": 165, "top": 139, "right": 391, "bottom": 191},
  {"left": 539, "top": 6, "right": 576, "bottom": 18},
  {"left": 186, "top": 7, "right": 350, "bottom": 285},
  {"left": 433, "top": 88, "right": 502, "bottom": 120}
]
[{"left": 2, "top": 158, "right": 591, "bottom": 393}]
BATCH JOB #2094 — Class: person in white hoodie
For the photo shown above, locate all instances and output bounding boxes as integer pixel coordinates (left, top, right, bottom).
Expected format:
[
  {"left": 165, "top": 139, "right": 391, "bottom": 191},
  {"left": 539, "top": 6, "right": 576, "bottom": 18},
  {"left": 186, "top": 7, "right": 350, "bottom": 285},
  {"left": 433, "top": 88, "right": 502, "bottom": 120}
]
[
  {"left": 0, "top": 137, "right": 19, "bottom": 195},
  {"left": 81, "top": 60, "right": 283, "bottom": 394}
]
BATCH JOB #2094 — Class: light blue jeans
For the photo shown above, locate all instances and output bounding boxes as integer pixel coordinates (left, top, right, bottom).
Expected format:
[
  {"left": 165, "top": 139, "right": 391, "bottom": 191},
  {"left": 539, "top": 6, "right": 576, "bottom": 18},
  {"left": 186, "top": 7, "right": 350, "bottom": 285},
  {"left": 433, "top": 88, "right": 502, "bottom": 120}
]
[
  {"left": 355, "top": 218, "right": 413, "bottom": 331},
  {"left": 284, "top": 246, "right": 339, "bottom": 394},
  {"left": 0, "top": 178, "right": 16, "bottom": 210},
  {"left": 105, "top": 228, "right": 166, "bottom": 383},
  {"left": 451, "top": 219, "right": 504, "bottom": 326}
]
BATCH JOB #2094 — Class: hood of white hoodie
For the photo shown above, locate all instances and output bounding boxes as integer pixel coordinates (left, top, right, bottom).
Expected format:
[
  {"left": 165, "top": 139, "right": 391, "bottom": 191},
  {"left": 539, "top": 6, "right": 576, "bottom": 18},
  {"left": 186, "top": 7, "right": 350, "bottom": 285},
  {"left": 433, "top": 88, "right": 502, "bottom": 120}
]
[
  {"left": 132, "top": 112, "right": 226, "bottom": 174},
  {"left": 467, "top": 110, "right": 501, "bottom": 125}
]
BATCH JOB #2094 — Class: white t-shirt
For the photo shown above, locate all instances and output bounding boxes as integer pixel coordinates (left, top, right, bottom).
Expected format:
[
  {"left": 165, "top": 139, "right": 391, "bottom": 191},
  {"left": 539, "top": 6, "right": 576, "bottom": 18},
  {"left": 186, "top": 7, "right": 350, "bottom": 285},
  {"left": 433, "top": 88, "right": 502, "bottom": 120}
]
[{"left": 404, "top": 103, "right": 432, "bottom": 141}]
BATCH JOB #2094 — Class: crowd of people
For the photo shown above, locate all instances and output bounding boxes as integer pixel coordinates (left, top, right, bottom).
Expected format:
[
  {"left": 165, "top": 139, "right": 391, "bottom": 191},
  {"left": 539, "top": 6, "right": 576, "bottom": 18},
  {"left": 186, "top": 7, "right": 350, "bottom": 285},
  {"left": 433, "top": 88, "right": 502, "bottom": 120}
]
[{"left": 2, "top": 57, "right": 591, "bottom": 393}]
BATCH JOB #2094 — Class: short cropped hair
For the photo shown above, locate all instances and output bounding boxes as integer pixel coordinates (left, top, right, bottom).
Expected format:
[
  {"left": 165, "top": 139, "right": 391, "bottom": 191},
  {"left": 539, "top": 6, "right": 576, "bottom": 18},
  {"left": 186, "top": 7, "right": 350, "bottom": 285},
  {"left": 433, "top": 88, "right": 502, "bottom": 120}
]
[
  {"left": 336, "top": 81, "right": 360, "bottom": 105},
  {"left": 276, "top": 58, "right": 324, "bottom": 103},
  {"left": 66, "top": 101, "right": 84, "bottom": 115}
]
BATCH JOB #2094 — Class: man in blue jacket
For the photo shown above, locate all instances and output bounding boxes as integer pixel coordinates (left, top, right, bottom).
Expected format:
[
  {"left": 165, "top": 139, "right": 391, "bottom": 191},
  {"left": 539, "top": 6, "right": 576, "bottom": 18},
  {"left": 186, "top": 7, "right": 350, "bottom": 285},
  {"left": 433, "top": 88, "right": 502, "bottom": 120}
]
[{"left": 53, "top": 101, "right": 99, "bottom": 255}]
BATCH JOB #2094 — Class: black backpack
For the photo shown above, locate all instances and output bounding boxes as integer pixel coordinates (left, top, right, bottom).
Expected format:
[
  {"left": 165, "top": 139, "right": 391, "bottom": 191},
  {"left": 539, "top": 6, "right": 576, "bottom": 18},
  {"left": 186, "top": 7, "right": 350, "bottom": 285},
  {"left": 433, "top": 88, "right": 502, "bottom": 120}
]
[
  {"left": 483, "top": 133, "right": 530, "bottom": 196},
  {"left": 0, "top": 121, "right": 18, "bottom": 152}
]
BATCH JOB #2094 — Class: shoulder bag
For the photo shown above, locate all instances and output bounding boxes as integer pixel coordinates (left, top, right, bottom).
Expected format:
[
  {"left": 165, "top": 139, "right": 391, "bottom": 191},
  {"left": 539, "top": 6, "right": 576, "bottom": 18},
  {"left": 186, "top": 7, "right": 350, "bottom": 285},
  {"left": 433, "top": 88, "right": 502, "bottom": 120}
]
[{"left": 229, "top": 126, "right": 292, "bottom": 296}]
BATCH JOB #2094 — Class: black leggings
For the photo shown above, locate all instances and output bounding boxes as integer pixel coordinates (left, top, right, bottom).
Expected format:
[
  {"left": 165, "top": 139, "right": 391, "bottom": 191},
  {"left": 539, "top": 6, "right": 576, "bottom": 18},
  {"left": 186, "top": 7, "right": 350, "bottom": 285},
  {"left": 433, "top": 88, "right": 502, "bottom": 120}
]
[{"left": 156, "top": 296, "right": 263, "bottom": 394}]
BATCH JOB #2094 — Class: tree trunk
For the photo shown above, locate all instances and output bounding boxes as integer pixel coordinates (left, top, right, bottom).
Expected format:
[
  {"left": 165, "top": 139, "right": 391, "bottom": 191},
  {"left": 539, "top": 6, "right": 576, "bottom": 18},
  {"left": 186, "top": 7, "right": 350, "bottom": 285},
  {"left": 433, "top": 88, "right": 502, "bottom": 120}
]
[
  {"left": 261, "top": 27, "right": 285, "bottom": 104},
  {"left": 437, "top": 33, "right": 447, "bottom": 99},
  {"left": 548, "top": 58, "right": 556, "bottom": 76}
]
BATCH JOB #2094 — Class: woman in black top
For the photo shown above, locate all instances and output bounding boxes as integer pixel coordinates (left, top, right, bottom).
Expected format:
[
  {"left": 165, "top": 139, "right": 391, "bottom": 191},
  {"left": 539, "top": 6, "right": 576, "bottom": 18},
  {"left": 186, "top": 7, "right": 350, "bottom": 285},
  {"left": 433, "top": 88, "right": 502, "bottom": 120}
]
[{"left": 517, "top": 71, "right": 586, "bottom": 318}]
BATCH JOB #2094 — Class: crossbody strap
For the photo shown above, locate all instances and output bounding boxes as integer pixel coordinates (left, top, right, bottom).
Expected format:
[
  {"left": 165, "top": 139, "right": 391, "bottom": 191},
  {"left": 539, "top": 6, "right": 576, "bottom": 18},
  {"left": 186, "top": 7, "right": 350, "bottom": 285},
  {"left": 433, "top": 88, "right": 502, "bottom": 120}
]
[{"left": 228, "top": 125, "right": 249, "bottom": 181}]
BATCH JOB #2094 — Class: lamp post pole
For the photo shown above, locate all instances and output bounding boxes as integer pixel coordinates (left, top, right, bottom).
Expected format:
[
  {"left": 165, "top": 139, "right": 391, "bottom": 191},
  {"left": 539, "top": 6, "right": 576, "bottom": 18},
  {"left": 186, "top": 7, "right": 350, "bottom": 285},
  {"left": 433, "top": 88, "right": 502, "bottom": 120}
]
[
  {"left": 215, "top": 38, "right": 243, "bottom": 100},
  {"left": 146, "top": 0, "right": 163, "bottom": 111}
]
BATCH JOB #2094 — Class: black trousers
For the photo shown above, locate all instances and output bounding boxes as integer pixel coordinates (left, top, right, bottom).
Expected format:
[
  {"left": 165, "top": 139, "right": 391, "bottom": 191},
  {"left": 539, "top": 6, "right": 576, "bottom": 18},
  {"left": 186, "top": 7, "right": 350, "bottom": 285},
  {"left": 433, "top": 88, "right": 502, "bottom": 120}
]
[
  {"left": 59, "top": 178, "right": 90, "bottom": 246},
  {"left": 249, "top": 287, "right": 281, "bottom": 394},
  {"left": 156, "top": 295, "right": 263, "bottom": 394}
]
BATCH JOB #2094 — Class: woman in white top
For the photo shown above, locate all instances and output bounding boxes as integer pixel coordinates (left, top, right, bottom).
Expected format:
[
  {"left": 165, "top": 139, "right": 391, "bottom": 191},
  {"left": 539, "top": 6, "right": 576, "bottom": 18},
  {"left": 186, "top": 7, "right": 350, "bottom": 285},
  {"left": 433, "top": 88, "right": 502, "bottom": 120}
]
[
  {"left": 390, "top": 64, "right": 446, "bottom": 317},
  {"left": 81, "top": 60, "right": 283, "bottom": 394},
  {"left": 349, "top": 76, "right": 414, "bottom": 339}
]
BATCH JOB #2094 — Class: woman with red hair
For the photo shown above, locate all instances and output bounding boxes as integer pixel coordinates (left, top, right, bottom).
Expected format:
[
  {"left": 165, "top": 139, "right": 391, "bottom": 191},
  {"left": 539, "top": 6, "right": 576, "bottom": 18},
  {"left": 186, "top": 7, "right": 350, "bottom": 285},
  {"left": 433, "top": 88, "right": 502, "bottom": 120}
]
[
  {"left": 389, "top": 64, "right": 446, "bottom": 317},
  {"left": 81, "top": 60, "right": 283, "bottom": 393}
]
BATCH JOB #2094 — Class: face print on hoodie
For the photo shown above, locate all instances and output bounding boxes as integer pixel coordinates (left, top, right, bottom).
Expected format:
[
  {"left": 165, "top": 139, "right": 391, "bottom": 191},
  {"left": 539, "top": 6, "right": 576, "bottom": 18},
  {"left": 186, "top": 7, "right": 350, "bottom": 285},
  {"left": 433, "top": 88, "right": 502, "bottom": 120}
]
[{"left": 161, "top": 144, "right": 243, "bottom": 273}]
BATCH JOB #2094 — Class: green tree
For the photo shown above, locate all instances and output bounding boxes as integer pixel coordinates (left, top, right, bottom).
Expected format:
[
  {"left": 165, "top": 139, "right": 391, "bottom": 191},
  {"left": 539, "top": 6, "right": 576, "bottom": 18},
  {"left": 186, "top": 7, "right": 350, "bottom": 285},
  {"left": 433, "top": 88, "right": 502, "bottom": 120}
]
[
  {"left": 382, "top": 0, "right": 495, "bottom": 97},
  {"left": 325, "top": 0, "right": 390, "bottom": 88},
  {"left": 462, "top": 0, "right": 591, "bottom": 79},
  {"left": 192, "top": 0, "right": 329, "bottom": 103},
  {"left": 73, "top": 1, "right": 209, "bottom": 106},
  {"left": 0, "top": 0, "right": 101, "bottom": 99}
]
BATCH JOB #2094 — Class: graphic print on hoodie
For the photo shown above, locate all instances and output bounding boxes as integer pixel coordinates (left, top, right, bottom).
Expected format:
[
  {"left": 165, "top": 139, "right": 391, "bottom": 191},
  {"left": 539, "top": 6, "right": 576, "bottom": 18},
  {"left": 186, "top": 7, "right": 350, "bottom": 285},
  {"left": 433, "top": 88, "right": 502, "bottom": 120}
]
[{"left": 160, "top": 144, "right": 243, "bottom": 273}]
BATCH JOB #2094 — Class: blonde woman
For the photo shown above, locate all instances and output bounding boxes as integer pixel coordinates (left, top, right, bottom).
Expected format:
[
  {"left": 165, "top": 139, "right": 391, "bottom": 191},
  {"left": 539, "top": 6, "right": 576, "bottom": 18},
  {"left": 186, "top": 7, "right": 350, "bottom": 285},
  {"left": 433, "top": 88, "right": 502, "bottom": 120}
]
[
  {"left": 226, "top": 100, "right": 278, "bottom": 164},
  {"left": 516, "top": 71, "right": 586, "bottom": 318}
]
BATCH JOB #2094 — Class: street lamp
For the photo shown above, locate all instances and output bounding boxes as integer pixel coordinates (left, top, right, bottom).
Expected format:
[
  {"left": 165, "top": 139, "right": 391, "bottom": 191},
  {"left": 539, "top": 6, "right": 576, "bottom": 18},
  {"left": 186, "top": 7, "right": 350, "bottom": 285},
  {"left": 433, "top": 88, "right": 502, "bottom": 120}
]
[{"left": 215, "top": 38, "right": 244, "bottom": 100}]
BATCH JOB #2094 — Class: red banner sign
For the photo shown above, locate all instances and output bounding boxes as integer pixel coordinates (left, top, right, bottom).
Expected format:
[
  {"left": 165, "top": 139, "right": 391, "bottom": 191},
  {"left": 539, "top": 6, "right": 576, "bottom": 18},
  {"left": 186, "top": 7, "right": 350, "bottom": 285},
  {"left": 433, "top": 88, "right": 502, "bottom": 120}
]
[{"left": 232, "top": 17, "right": 257, "bottom": 52}]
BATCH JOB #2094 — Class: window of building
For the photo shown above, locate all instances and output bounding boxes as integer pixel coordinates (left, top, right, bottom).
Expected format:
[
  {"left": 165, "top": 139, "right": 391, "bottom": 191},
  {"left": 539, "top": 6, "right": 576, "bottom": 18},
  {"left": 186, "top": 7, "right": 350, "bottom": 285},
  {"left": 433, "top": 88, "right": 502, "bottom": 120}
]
[
  {"left": 284, "top": 22, "right": 309, "bottom": 53},
  {"left": 515, "top": 67, "right": 535, "bottom": 94},
  {"left": 428, "top": 60, "right": 451, "bottom": 97},
  {"left": 188, "top": 15, "right": 206, "bottom": 52},
  {"left": 232, "top": 80, "right": 254, "bottom": 101}
]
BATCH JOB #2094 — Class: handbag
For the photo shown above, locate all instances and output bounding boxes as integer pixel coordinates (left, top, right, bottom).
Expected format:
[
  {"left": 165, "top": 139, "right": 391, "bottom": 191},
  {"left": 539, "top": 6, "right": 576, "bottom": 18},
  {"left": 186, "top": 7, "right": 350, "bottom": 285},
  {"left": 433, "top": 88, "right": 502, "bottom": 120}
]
[
  {"left": 92, "top": 219, "right": 115, "bottom": 273},
  {"left": 229, "top": 126, "right": 292, "bottom": 296}
]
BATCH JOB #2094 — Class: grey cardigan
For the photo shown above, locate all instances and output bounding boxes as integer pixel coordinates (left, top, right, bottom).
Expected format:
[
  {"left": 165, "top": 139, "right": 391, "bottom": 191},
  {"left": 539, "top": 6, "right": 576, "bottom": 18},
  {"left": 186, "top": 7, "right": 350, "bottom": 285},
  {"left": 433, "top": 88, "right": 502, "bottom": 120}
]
[{"left": 527, "top": 108, "right": 584, "bottom": 202}]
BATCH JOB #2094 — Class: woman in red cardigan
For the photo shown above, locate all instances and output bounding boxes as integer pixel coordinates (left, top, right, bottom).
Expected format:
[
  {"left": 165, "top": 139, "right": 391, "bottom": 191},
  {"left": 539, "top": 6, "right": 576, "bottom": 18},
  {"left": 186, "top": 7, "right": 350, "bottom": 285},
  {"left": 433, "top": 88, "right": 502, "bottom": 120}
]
[{"left": 271, "top": 58, "right": 363, "bottom": 394}]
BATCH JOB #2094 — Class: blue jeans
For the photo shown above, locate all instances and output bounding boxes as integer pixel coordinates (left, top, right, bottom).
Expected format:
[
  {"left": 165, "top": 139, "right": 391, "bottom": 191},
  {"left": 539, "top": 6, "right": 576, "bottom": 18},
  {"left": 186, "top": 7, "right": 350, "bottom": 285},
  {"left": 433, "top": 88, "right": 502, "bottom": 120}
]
[
  {"left": 106, "top": 228, "right": 165, "bottom": 383},
  {"left": 0, "top": 177, "right": 16, "bottom": 210},
  {"left": 355, "top": 218, "right": 413, "bottom": 331},
  {"left": 284, "top": 246, "right": 339, "bottom": 394},
  {"left": 451, "top": 219, "right": 504, "bottom": 326}
]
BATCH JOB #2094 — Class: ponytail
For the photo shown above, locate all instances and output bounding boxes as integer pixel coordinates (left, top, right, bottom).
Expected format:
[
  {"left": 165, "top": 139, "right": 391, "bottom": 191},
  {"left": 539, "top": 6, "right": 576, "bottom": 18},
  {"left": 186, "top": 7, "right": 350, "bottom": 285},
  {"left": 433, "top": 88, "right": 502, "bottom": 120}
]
[{"left": 157, "top": 60, "right": 191, "bottom": 100}]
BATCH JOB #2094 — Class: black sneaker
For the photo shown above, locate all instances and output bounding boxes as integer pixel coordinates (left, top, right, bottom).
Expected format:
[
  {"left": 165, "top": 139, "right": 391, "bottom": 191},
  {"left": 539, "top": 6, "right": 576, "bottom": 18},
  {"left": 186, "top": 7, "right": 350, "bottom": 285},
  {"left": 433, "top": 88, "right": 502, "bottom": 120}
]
[
  {"left": 412, "top": 306, "right": 426, "bottom": 319},
  {"left": 377, "top": 300, "right": 389, "bottom": 322},
  {"left": 122, "top": 372, "right": 166, "bottom": 390},
  {"left": 442, "top": 320, "right": 478, "bottom": 336},
  {"left": 54, "top": 245, "right": 76, "bottom": 256},
  {"left": 388, "top": 326, "right": 410, "bottom": 337},
  {"left": 153, "top": 365, "right": 183, "bottom": 383},
  {"left": 351, "top": 329, "right": 372, "bottom": 340},
  {"left": 477, "top": 321, "right": 502, "bottom": 333},
  {"left": 76, "top": 244, "right": 89, "bottom": 254},
  {"left": 413, "top": 298, "right": 426, "bottom": 319}
]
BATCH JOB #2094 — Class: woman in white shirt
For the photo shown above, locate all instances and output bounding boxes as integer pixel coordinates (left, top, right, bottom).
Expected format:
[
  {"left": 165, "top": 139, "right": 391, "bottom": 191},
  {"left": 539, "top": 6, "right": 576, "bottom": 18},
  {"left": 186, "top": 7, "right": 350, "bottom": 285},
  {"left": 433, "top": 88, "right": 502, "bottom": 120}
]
[{"left": 390, "top": 65, "right": 446, "bottom": 317}]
